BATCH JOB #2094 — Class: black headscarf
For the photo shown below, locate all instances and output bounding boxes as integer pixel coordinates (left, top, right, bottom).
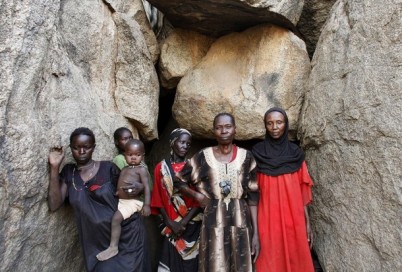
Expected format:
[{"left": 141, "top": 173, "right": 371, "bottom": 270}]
[{"left": 252, "top": 107, "right": 304, "bottom": 176}]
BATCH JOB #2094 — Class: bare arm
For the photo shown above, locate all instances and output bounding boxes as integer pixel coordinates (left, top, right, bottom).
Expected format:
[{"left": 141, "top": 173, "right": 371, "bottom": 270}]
[
  {"left": 121, "top": 179, "right": 144, "bottom": 196},
  {"left": 305, "top": 206, "right": 313, "bottom": 249},
  {"left": 249, "top": 205, "right": 260, "bottom": 262},
  {"left": 180, "top": 207, "right": 202, "bottom": 226},
  {"left": 139, "top": 167, "right": 151, "bottom": 216},
  {"left": 159, "top": 208, "right": 184, "bottom": 237},
  {"left": 48, "top": 147, "right": 67, "bottom": 211},
  {"left": 178, "top": 184, "right": 209, "bottom": 207},
  {"left": 159, "top": 206, "right": 201, "bottom": 238}
]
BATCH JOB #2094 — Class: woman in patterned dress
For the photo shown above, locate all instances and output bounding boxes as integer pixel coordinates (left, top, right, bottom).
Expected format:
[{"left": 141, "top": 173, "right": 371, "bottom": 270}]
[
  {"left": 151, "top": 128, "right": 202, "bottom": 271},
  {"left": 175, "top": 113, "right": 260, "bottom": 272}
]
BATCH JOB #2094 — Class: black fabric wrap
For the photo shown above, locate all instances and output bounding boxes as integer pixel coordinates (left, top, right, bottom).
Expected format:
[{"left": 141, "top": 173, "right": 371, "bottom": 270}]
[{"left": 252, "top": 107, "right": 304, "bottom": 176}]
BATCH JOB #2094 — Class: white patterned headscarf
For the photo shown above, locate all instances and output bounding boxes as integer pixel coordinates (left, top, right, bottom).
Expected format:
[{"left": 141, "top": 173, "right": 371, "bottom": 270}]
[{"left": 169, "top": 128, "right": 192, "bottom": 151}]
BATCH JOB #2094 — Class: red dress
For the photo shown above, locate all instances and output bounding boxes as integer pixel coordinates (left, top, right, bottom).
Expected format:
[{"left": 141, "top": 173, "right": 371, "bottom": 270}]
[
  {"left": 256, "top": 161, "right": 314, "bottom": 272},
  {"left": 151, "top": 161, "right": 201, "bottom": 272},
  {"left": 151, "top": 161, "right": 199, "bottom": 218}
]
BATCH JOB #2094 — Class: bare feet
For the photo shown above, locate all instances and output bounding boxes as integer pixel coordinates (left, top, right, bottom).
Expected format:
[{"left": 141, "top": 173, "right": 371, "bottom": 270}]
[{"left": 96, "top": 246, "right": 118, "bottom": 261}]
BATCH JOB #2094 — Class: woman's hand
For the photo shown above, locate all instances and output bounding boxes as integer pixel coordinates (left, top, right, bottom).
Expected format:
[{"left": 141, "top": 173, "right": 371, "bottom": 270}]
[
  {"left": 251, "top": 233, "right": 260, "bottom": 263},
  {"left": 49, "top": 147, "right": 65, "bottom": 167},
  {"left": 48, "top": 146, "right": 67, "bottom": 212},
  {"left": 306, "top": 219, "right": 313, "bottom": 249},
  {"left": 167, "top": 219, "right": 185, "bottom": 238},
  {"left": 305, "top": 206, "right": 313, "bottom": 249},
  {"left": 249, "top": 205, "right": 260, "bottom": 262},
  {"left": 121, "top": 182, "right": 144, "bottom": 197}
]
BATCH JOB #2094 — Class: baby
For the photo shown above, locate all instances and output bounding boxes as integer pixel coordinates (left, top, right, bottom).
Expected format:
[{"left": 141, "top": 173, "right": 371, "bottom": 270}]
[{"left": 96, "top": 139, "right": 151, "bottom": 261}]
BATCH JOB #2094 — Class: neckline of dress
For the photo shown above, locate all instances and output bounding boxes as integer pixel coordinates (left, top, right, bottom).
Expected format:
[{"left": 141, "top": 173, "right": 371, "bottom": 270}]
[
  {"left": 207, "top": 147, "right": 236, "bottom": 165},
  {"left": 74, "top": 161, "right": 101, "bottom": 182}
]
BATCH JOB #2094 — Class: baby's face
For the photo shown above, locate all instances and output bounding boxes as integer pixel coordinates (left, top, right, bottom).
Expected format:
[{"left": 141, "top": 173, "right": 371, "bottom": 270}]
[{"left": 124, "top": 144, "right": 144, "bottom": 166}]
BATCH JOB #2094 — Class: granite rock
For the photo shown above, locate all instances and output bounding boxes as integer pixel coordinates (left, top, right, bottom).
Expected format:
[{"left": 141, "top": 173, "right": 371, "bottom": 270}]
[
  {"left": 173, "top": 24, "right": 310, "bottom": 140},
  {"left": 297, "top": 0, "right": 337, "bottom": 57},
  {"left": 300, "top": 0, "right": 402, "bottom": 270},
  {"left": 159, "top": 29, "right": 215, "bottom": 89},
  {"left": 147, "top": 0, "right": 304, "bottom": 37},
  {"left": 0, "top": 0, "right": 158, "bottom": 270}
]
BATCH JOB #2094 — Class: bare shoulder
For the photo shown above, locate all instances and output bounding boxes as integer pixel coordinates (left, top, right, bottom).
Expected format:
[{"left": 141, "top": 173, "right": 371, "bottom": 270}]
[
  {"left": 135, "top": 165, "right": 148, "bottom": 175},
  {"left": 120, "top": 166, "right": 135, "bottom": 174}
]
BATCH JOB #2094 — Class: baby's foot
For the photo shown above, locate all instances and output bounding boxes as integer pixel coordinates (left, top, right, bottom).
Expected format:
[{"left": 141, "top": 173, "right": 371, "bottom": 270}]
[{"left": 96, "top": 246, "right": 118, "bottom": 261}]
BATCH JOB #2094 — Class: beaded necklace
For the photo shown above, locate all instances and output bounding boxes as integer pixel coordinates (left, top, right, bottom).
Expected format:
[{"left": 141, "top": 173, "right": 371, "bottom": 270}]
[
  {"left": 128, "top": 164, "right": 142, "bottom": 168},
  {"left": 72, "top": 161, "right": 96, "bottom": 191}
]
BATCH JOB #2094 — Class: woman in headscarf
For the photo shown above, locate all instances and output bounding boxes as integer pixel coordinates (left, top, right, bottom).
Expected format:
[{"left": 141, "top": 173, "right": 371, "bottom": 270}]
[
  {"left": 151, "top": 128, "right": 202, "bottom": 272},
  {"left": 175, "top": 113, "right": 260, "bottom": 272},
  {"left": 252, "top": 107, "right": 314, "bottom": 272}
]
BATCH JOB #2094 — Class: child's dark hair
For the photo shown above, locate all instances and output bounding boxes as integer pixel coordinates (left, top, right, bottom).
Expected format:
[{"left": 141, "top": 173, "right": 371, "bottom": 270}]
[
  {"left": 113, "top": 127, "right": 132, "bottom": 142},
  {"left": 70, "top": 127, "right": 95, "bottom": 144},
  {"left": 213, "top": 112, "right": 236, "bottom": 127},
  {"left": 125, "top": 139, "right": 145, "bottom": 153}
]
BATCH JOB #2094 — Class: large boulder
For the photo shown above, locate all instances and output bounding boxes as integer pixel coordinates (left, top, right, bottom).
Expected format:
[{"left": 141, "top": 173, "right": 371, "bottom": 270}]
[
  {"left": 159, "top": 29, "right": 215, "bottom": 89},
  {"left": 147, "top": 0, "right": 304, "bottom": 37},
  {"left": 108, "top": 0, "right": 160, "bottom": 63},
  {"left": 113, "top": 13, "right": 159, "bottom": 139},
  {"left": 173, "top": 24, "right": 310, "bottom": 140},
  {"left": 299, "top": 0, "right": 402, "bottom": 271},
  {"left": 0, "top": 0, "right": 158, "bottom": 271}
]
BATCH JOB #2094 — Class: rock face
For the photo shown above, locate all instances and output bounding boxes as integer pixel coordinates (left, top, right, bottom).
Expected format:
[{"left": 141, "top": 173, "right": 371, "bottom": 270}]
[
  {"left": 2, "top": 0, "right": 401, "bottom": 271},
  {"left": 113, "top": 13, "right": 159, "bottom": 139},
  {"left": 297, "top": 0, "right": 337, "bottom": 57},
  {"left": 173, "top": 24, "right": 310, "bottom": 140},
  {"left": 299, "top": 0, "right": 402, "bottom": 271},
  {"left": 159, "top": 29, "right": 215, "bottom": 89},
  {"left": 112, "top": 0, "right": 160, "bottom": 64},
  {"left": 147, "top": 0, "right": 304, "bottom": 37},
  {"left": 0, "top": 0, "right": 158, "bottom": 271}
]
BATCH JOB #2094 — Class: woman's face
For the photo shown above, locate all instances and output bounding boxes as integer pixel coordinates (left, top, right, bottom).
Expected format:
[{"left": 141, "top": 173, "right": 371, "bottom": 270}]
[
  {"left": 213, "top": 115, "right": 236, "bottom": 145},
  {"left": 116, "top": 130, "right": 133, "bottom": 152},
  {"left": 265, "top": 111, "right": 286, "bottom": 139},
  {"left": 172, "top": 133, "right": 191, "bottom": 159},
  {"left": 70, "top": 134, "right": 95, "bottom": 165}
]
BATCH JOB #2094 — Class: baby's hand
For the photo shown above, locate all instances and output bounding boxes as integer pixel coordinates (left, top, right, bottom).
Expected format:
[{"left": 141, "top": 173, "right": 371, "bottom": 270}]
[{"left": 141, "top": 205, "right": 151, "bottom": 216}]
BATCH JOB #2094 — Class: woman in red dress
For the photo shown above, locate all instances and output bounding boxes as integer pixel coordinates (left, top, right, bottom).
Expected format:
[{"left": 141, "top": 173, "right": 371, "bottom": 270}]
[
  {"left": 151, "top": 128, "right": 202, "bottom": 271},
  {"left": 252, "top": 107, "right": 314, "bottom": 272}
]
